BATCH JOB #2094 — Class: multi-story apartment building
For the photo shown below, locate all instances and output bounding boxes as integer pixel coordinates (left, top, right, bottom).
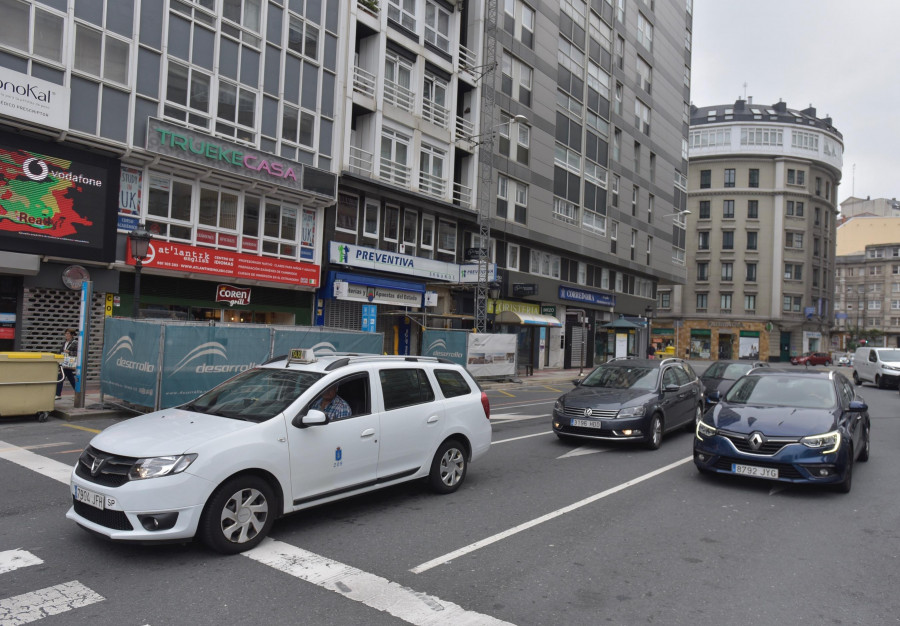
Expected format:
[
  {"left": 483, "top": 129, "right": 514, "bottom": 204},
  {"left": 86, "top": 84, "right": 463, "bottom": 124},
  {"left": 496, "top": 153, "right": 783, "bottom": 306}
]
[
  {"left": 834, "top": 242, "right": 900, "bottom": 350},
  {"left": 839, "top": 196, "right": 900, "bottom": 219},
  {"left": 655, "top": 98, "right": 843, "bottom": 362},
  {"left": 0, "top": 0, "right": 692, "bottom": 375}
]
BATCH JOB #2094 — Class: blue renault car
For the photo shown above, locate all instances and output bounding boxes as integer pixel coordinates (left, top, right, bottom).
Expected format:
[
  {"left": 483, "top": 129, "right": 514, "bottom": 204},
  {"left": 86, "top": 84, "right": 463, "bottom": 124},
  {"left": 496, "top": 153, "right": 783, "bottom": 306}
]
[{"left": 694, "top": 368, "right": 870, "bottom": 493}]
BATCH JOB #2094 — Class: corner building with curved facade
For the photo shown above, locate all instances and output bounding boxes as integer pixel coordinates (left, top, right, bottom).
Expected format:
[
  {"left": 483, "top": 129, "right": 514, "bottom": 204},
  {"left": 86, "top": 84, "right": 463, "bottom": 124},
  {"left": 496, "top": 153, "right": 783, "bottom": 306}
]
[{"left": 654, "top": 99, "right": 843, "bottom": 362}]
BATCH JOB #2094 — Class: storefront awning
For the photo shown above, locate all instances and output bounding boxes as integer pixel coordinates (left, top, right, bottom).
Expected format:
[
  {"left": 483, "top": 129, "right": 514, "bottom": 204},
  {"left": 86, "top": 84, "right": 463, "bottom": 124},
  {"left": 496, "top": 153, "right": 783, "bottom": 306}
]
[{"left": 495, "top": 311, "right": 562, "bottom": 327}]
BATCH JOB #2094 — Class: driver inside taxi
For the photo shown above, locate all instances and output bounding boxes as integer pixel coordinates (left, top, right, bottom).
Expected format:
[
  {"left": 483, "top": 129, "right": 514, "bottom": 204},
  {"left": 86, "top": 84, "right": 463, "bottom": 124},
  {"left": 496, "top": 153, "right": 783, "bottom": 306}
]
[{"left": 312, "top": 384, "right": 352, "bottom": 420}]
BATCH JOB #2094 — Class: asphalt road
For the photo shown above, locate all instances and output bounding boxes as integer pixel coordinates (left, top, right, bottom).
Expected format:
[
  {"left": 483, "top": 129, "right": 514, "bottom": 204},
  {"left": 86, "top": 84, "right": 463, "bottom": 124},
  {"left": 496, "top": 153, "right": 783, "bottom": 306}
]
[{"left": 1, "top": 366, "right": 899, "bottom": 625}]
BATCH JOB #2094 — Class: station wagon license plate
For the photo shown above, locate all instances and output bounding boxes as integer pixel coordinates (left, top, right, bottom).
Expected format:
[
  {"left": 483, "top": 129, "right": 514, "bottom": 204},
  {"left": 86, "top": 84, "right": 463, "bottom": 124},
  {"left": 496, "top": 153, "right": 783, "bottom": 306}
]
[
  {"left": 74, "top": 485, "right": 105, "bottom": 510},
  {"left": 732, "top": 463, "right": 778, "bottom": 479},
  {"left": 571, "top": 418, "right": 604, "bottom": 429}
]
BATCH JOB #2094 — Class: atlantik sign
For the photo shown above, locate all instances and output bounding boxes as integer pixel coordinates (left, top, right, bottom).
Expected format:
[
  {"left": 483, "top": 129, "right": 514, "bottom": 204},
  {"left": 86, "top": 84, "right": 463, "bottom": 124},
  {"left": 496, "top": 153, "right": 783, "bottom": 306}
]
[{"left": 216, "top": 284, "right": 251, "bottom": 306}]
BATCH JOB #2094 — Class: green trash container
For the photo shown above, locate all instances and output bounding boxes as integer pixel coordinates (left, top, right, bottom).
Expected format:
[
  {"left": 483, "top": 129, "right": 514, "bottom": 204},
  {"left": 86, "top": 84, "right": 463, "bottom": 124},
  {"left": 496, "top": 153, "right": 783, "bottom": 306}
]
[{"left": 0, "top": 352, "right": 64, "bottom": 422}]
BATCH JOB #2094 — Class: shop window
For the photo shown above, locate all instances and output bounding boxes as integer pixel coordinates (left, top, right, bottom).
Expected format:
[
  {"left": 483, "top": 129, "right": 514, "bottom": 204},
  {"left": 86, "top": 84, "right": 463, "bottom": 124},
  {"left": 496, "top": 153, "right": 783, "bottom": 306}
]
[
  {"left": 165, "top": 61, "right": 212, "bottom": 128},
  {"left": 402, "top": 209, "right": 418, "bottom": 253},
  {"left": 288, "top": 14, "right": 319, "bottom": 61},
  {"left": 437, "top": 220, "right": 457, "bottom": 258},
  {"left": 198, "top": 186, "right": 239, "bottom": 248},
  {"left": 74, "top": 23, "right": 130, "bottom": 85},
  {"left": 262, "top": 201, "right": 298, "bottom": 257},
  {"left": 282, "top": 104, "right": 316, "bottom": 148},
  {"left": 216, "top": 80, "right": 256, "bottom": 142},
  {"left": 507, "top": 243, "right": 520, "bottom": 271},
  {"left": 1, "top": 1, "right": 65, "bottom": 64}
]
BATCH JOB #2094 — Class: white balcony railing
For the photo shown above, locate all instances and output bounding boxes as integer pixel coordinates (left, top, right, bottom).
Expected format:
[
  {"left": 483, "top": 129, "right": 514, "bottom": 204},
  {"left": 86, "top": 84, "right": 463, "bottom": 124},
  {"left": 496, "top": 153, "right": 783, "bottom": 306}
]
[
  {"left": 459, "top": 44, "right": 477, "bottom": 74},
  {"left": 379, "top": 159, "right": 410, "bottom": 187},
  {"left": 384, "top": 80, "right": 414, "bottom": 112},
  {"left": 353, "top": 66, "right": 376, "bottom": 99},
  {"left": 419, "top": 170, "right": 446, "bottom": 198},
  {"left": 422, "top": 99, "right": 450, "bottom": 129},
  {"left": 455, "top": 116, "right": 475, "bottom": 142},
  {"left": 452, "top": 181, "right": 473, "bottom": 208},
  {"left": 349, "top": 146, "right": 374, "bottom": 177}
]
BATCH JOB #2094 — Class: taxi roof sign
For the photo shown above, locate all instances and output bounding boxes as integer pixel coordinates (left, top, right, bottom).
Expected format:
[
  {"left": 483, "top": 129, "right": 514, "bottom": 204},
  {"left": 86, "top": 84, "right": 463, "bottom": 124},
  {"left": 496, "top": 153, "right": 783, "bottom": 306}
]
[{"left": 288, "top": 348, "right": 317, "bottom": 365}]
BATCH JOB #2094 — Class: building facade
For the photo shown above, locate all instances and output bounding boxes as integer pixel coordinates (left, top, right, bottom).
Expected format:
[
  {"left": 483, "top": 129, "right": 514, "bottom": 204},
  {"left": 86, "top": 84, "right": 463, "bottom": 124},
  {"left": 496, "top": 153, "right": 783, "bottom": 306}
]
[
  {"left": 834, "top": 242, "right": 900, "bottom": 350},
  {"left": 656, "top": 98, "right": 843, "bottom": 362},
  {"left": 839, "top": 196, "right": 900, "bottom": 220},
  {"left": 1, "top": 0, "right": 692, "bottom": 375}
]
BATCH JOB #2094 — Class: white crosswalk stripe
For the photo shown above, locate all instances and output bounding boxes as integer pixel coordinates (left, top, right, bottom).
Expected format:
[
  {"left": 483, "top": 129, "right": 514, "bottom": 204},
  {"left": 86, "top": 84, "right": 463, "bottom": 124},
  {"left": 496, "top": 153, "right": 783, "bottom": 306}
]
[
  {"left": 0, "top": 550, "right": 43, "bottom": 575},
  {"left": 0, "top": 581, "right": 104, "bottom": 625}
]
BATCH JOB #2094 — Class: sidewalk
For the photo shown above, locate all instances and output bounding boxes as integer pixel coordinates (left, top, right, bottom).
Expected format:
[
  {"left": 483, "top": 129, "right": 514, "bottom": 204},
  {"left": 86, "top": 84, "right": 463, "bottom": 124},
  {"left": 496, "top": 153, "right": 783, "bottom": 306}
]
[{"left": 52, "top": 383, "right": 138, "bottom": 422}]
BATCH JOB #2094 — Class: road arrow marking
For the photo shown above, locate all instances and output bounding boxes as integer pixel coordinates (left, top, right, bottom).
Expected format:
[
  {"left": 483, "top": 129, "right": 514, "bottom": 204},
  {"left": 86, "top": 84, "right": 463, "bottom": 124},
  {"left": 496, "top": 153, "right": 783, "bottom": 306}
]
[{"left": 557, "top": 446, "right": 606, "bottom": 459}]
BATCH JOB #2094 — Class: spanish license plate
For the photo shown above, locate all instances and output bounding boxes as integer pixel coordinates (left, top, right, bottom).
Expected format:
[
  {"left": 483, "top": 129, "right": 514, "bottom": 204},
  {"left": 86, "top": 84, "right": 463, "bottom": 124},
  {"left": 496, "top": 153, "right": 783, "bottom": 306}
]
[
  {"left": 732, "top": 463, "right": 779, "bottom": 479},
  {"left": 74, "top": 485, "right": 105, "bottom": 510},
  {"left": 571, "top": 418, "right": 604, "bottom": 429}
]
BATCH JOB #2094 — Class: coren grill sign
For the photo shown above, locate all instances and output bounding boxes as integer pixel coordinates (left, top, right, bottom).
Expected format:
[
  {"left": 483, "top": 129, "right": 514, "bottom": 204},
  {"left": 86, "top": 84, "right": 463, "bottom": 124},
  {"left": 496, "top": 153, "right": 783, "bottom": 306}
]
[{"left": 216, "top": 284, "right": 251, "bottom": 306}]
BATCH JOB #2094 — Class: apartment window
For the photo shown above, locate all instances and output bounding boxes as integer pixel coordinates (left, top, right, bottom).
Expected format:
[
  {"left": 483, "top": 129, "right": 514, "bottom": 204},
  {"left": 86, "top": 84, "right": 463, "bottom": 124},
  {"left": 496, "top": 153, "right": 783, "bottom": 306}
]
[
  {"left": 611, "top": 175, "right": 619, "bottom": 207},
  {"left": 868, "top": 300, "right": 882, "bottom": 311},
  {"left": 288, "top": 15, "right": 319, "bottom": 61},
  {"left": 698, "top": 231, "right": 709, "bottom": 250},
  {"left": 683, "top": 65, "right": 691, "bottom": 89},
  {"left": 612, "top": 129, "right": 621, "bottom": 161},
  {"left": 745, "top": 294, "right": 756, "bottom": 311},
  {"left": 747, "top": 231, "right": 758, "bottom": 251},
  {"left": 74, "top": 23, "right": 130, "bottom": 85},
  {"left": 334, "top": 194, "right": 359, "bottom": 234},
  {"left": 659, "top": 291, "right": 671, "bottom": 308},
  {"left": 815, "top": 176, "right": 822, "bottom": 196},
  {"left": 786, "top": 232, "right": 803, "bottom": 249},
  {"left": 587, "top": 61, "right": 611, "bottom": 100},
  {"left": 746, "top": 262, "right": 757, "bottom": 282},
  {"left": 637, "top": 56, "right": 652, "bottom": 93},
  {"left": 379, "top": 128, "right": 411, "bottom": 186},
  {"left": 649, "top": 153, "right": 657, "bottom": 182},
  {"left": 1, "top": 1, "right": 65, "bottom": 63},
  {"left": 530, "top": 250, "right": 561, "bottom": 279},
  {"left": 637, "top": 12, "right": 653, "bottom": 50},
  {"left": 722, "top": 231, "right": 734, "bottom": 250},
  {"left": 699, "top": 201, "right": 710, "bottom": 219},
  {"left": 720, "top": 293, "right": 732, "bottom": 311},
  {"left": 723, "top": 200, "right": 735, "bottom": 219},
  {"left": 814, "top": 207, "right": 821, "bottom": 226},
  {"left": 646, "top": 235, "right": 653, "bottom": 264},
  {"left": 497, "top": 175, "right": 528, "bottom": 225},
  {"left": 501, "top": 51, "right": 533, "bottom": 106},
  {"left": 387, "top": 0, "right": 416, "bottom": 30},
  {"left": 282, "top": 104, "right": 315, "bottom": 148},
  {"left": 648, "top": 194, "right": 654, "bottom": 222},
  {"left": 614, "top": 82, "right": 623, "bottom": 115},
  {"left": 216, "top": 81, "right": 256, "bottom": 141},
  {"left": 697, "top": 262, "right": 709, "bottom": 281},
  {"left": 696, "top": 293, "right": 708, "bottom": 310},
  {"left": 424, "top": 1, "right": 451, "bottom": 52},
  {"left": 383, "top": 205, "right": 400, "bottom": 246},
  {"left": 506, "top": 242, "right": 520, "bottom": 270},
  {"left": 363, "top": 201, "right": 379, "bottom": 239},
  {"left": 700, "top": 170, "right": 711, "bottom": 189},
  {"left": 724, "top": 168, "right": 735, "bottom": 188},
  {"left": 785, "top": 263, "right": 803, "bottom": 280},
  {"left": 419, "top": 214, "right": 434, "bottom": 255},
  {"left": 165, "top": 61, "right": 212, "bottom": 127},
  {"left": 260, "top": 201, "right": 301, "bottom": 258},
  {"left": 787, "top": 168, "right": 806, "bottom": 186},
  {"left": 419, "top": 144, "right": 447, "bottom": 197},
  {"left": 783, "top": 296, "right": 802, "bottom": 312},
  {"left": 721, "top": 262, "right": 733, "bottom": 281},
  {"left": 786, "top": 201, "right": 805, "bottom": 217},
  {"left": 437, "top": 220, "right": 456, "bottom": 257},
  {"left": 630, "top": 228, "right": 638, "bottom": 261},
  {"left": 748, "top": 200, "right": 759, "bottom": 219},
  {"left": 610, "top": 221, "right": 618, "bottom": 254},
  {"left": 749, "top": 169, "right": 759, "bottom": 188},
  {"left": 635, "top": 99, "right": 651, "bottom": 135},
  {"left": 615, "top": 35, "right": 625, "bottom": 70},
  {"left": 813, "top": 237, "right": 820, "bottom": 256},
  {"left": 632, "top": 185, "right": 638, "bottom": 216},
  {"left": 223, "top": 0, "right": 262, "bottom": 32},
  {"left": 384, "top": 51, "right": 414, "bottom": 111}
]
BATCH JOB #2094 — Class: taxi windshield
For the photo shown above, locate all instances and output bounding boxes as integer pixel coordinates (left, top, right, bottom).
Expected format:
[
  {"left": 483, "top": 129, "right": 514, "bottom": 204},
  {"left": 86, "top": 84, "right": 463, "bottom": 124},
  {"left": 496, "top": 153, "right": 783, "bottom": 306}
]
[{"left": 182, "top": 368, "right": 324, "bottom": 422}]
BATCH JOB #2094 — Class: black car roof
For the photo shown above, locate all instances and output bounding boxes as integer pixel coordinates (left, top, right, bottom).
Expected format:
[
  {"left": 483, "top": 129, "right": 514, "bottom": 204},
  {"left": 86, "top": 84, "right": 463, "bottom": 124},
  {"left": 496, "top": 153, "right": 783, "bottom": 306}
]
[{"left": 746, "top": 368, "right": 834, "bottom": 379}]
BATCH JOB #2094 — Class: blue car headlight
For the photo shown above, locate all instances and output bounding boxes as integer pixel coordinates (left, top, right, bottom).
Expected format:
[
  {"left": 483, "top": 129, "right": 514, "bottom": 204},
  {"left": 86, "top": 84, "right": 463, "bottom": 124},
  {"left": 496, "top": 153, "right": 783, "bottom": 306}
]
[
  {"left": 800, "top": 431, "right": 840, "bottom": 454},
  {"left": 696, "top": 420, "right": 717, "bottom": 439},
  {"left": 617, "top": 405, "right": 645, "bottom": 418}
]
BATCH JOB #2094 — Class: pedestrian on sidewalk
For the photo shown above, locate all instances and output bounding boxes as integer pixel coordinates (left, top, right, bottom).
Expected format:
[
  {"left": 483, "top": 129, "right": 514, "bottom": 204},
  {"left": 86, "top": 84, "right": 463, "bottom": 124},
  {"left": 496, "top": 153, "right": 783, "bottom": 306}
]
[{"left": 57, "top": 328, "right": 78, "bottom": 398}]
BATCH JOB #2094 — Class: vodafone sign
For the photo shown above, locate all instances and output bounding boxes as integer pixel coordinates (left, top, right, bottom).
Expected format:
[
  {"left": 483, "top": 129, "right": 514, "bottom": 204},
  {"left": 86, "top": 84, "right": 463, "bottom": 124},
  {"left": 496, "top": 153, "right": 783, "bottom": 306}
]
[{"left": 216, "top": 284, "right": 251, "bottom": 306}]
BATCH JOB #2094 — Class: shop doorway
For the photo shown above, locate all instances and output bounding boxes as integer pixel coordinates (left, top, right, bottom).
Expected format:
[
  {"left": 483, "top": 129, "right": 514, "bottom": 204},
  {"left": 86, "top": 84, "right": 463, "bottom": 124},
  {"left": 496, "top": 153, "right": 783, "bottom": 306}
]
[
  {"left": 0, "top": 276, "right": 20, "bottom": 351},
  {"left": 717, "top": 333, "right": 734, "bottom": 359},
  {"left": 780, "top": 331, "right": 792, "bottom": 362}
]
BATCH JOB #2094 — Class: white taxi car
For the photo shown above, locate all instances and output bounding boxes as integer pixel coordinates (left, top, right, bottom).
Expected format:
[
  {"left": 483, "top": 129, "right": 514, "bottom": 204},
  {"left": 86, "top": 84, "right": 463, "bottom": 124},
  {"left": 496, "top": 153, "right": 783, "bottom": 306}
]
[{"left": 67, "top": 351, "right": 492, "bottom": 553}]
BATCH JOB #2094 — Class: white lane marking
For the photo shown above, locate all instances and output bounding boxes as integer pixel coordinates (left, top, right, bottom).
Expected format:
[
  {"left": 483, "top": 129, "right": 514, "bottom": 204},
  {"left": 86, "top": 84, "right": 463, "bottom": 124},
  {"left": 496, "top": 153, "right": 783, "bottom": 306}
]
[
  {"left": 557, "top": 446, "right": 606, "bottom": 459},
  {"left": 0, "top": 443, "right": 71, "bottom": 453},
  {"left": 491, "top": 400, "right": 554, "bottom": 411},
  {"left": 0, "top": 441, "right": 72, "bottom": 485},
  {"left": 0, "top": 550, "right": 43, "bottom": 575},
  {"left": 0, "top": 581, "right": 103, "bottom": 625},
  {"left": 244, "top": 539, "right": 513, "bottom": 626},
  {"left": 411, "top": 456, "right": 693, "bottom": 574},
  {"left": 492, "top": 431, "right": 554, "bottom": 445}
]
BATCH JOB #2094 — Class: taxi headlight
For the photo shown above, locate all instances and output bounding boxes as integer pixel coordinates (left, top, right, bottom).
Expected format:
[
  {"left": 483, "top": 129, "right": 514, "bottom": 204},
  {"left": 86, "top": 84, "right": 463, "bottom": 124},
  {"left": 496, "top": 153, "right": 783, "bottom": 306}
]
[
  {"left": 129, "top": 454, "right": 198, "bottom": 480},
  {"left": 696, "top": 420, "right": 717, "bottom": 439},
  {"left": 617, "top": 405, "right": 645, "bottom": 418},
  {"left": 800, "top": 431, "right": 840, "bottom": 454}
]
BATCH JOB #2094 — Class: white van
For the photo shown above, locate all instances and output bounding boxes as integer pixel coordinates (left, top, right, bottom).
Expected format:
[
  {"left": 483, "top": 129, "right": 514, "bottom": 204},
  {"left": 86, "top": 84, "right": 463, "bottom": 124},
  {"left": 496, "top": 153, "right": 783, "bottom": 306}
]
[{"left": 852, "top": 347, "right": 900, "bottom": 388}]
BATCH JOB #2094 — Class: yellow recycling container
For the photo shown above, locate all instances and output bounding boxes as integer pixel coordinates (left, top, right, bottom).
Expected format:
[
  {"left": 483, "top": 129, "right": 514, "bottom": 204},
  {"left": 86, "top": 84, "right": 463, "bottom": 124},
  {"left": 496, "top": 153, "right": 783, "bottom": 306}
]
[{"left": 0, "top": 352, "right": 64, "bottom": 422}]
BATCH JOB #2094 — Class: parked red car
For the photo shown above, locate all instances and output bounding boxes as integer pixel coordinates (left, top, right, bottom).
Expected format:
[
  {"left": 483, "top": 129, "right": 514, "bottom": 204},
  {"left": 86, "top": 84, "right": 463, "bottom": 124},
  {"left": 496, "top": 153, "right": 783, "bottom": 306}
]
[{"left": 790, "top": 352, "right": 832, "bottom": 366}]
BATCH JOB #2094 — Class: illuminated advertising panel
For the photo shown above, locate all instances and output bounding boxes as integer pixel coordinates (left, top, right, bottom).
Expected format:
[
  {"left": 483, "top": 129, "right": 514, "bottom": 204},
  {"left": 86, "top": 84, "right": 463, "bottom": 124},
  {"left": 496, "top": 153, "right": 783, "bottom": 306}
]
[{"left": 0, "top": 131, "right": 117, "bottom": 261}]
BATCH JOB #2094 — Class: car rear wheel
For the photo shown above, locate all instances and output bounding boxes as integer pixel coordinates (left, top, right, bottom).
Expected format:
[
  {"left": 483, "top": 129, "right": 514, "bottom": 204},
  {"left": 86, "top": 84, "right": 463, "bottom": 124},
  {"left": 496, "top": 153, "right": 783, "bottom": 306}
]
[
  {"left": 429, "top": 439, "right": 467, "bottom": 494},
  {"left": 200, "top": 475, "right": 276, "bottom": 554},
  {"left": 858, "top": 426, "right": 870, "bottom": 462},
  {"left": 645, "top": 414, "right": 662, "bottom": 450}
]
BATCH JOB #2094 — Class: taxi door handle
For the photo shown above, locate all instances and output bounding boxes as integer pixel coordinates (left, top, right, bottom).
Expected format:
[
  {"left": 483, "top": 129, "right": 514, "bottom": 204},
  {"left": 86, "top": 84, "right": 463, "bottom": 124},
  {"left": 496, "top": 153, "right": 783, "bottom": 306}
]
[
  {"left": 427, "top": 415, "right": 439, "bottom": 423},
  {"left": 361, "top": 429, "right": 376, "bottom": 438}
]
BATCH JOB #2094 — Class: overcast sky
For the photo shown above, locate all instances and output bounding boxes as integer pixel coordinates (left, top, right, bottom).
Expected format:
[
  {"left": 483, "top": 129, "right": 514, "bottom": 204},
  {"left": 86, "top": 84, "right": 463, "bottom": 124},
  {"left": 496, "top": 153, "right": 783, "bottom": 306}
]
[{"left": 690, "top": 0, "right": 900, "bottom": 205}]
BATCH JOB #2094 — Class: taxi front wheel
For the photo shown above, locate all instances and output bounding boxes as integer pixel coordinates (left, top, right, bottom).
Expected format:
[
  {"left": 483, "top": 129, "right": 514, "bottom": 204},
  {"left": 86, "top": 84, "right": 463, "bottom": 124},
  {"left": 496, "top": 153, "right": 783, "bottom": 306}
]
[{"left": 200, "top": 475, "right": 275, "bottom": 554}]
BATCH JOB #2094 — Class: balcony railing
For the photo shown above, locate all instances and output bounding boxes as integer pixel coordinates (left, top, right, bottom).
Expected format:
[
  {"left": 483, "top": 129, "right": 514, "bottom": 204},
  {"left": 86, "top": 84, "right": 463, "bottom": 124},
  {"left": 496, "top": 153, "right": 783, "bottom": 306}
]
[
  {"left": 349, "top": 146, "right": 374, "bottom": 177},
  {"left": 459, "top": 44, "right": 477, "bottom": 75},
  {"left": 384, "top": 80, "right": 414, "bottom": 112},
  {"left": 455, "top": 116, "right": 476, "bottom": 143},
  {"left": 419, "top": 170, "right": 446, "bottom": 198},
  {"left": 422, "top": 99, "right": 450, "bottom": 129},
  {"left": 452, "top": 181, "right": 473, "bottom": 208},
  {"left": 357, "top": 0, "right": 379, "bottom": 16},
  {"left": 379, "top": 158, "right": 410, "bottom": 187},
  {"left": 353, "top": 66, "right": 376, "bottom": 99}
]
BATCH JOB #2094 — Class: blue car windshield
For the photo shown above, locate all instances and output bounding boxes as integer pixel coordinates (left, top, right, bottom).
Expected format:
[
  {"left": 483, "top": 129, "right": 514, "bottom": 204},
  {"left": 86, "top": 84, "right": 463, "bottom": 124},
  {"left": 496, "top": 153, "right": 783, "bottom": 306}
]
[
  {"left": 182, "top": 368, "right": 324, "bottom": 422},
  {"left": 581, "top": 365, "right": 658, "bottom": 390},
  {"left": 724, "top": 376, "right": 836, "bottom": 409}
]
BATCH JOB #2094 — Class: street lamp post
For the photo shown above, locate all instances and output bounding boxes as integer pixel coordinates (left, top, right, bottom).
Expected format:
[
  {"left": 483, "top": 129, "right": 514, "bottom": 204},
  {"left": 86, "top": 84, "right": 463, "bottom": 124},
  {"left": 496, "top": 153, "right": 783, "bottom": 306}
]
[{"left": 129, "top": 223, "right": 153, "bottom": 318}]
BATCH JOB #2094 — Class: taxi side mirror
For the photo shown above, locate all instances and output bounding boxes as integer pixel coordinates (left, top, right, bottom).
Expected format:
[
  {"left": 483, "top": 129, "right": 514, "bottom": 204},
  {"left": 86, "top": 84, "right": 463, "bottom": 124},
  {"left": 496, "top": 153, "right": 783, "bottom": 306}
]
[{"left": 292, "top": 409, "right": 328, "bottom": 428}]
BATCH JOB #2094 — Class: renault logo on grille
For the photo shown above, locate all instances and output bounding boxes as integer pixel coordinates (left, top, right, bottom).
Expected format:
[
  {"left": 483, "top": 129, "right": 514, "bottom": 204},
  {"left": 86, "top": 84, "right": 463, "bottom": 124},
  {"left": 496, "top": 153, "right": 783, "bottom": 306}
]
[
  {"left": 584, "top": 408, "right": 593, "bottom": 417},
  {"left": 748, "top": 432, "right": 765, "bottom": 451}
]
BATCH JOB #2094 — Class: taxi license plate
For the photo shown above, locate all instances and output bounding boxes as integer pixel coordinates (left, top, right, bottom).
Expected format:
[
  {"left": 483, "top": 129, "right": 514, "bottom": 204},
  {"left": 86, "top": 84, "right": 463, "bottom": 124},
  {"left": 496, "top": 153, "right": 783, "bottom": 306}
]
[
  {"left": 74, "top": 485, "right": 105, "bottom": 510},
  {"left": 732, "top": 463, "right": 778, "bottom": 479},
  {"left": 571, "top": 418, "right": 603, "bottom": 429}
]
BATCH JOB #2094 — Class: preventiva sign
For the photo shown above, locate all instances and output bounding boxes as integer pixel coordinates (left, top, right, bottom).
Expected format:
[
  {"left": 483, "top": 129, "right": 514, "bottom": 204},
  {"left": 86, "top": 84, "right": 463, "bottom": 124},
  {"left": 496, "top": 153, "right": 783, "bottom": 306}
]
[{"left": 330, "top": 241, "right": 497, "bottom": 283}]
